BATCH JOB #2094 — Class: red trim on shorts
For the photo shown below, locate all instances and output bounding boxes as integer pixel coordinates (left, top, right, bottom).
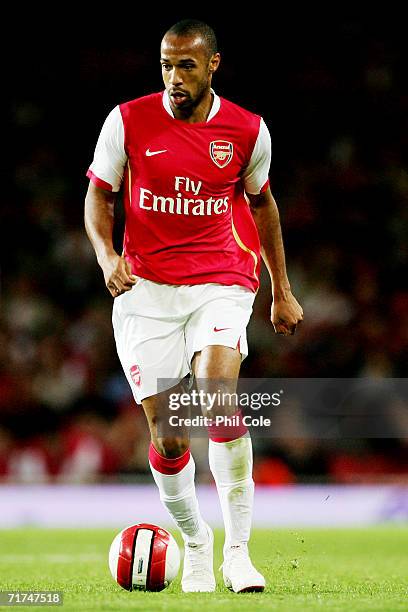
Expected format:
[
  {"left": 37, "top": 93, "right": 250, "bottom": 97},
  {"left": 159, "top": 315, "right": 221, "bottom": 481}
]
[
  {"left": 260, "top": 178, "right": 270, "bottom": 193},
  {"left": 86, "top": 169, "right": 113, "bottom": 192},
  {"left": 149, "top": 443, "right": 190, "bottom": 474},
  {"left": 207, "top": 409, "right": 248, "bottom": 442}
]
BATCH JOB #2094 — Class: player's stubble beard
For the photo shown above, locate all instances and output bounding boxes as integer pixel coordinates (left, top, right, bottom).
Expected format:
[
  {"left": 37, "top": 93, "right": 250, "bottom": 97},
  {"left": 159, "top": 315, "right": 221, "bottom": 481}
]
[{"left": 170, "top": 76, "right": 211, "bottom": 119}]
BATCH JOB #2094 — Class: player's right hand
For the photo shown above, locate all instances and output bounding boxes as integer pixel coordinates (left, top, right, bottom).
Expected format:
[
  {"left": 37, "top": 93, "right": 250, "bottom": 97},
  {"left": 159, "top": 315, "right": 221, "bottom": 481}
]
[{"left": 100, "top": 253, "right": 138, "bottom": 297}]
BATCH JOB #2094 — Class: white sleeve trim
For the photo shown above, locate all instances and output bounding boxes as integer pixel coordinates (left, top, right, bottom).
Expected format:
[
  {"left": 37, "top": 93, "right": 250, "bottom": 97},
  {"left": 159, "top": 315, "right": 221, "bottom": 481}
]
[
  {"left": 242, "top": 118, "right": 271, "bottom": 195},
  {"left": 88, "top": 106, "right": 127, "bottom": 192}
]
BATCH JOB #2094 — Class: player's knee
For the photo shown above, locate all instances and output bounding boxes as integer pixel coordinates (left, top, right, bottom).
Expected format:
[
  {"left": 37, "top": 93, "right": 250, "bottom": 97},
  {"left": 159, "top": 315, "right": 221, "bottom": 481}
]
[{"left": 156, "top": 437, "right": 189, "bottom": 458}]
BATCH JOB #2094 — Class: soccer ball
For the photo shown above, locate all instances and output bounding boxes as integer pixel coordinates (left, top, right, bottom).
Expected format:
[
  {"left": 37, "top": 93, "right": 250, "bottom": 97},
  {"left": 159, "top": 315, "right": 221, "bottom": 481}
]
[{"left": 108, "top": 523, "right": 180, "bottom": 591}]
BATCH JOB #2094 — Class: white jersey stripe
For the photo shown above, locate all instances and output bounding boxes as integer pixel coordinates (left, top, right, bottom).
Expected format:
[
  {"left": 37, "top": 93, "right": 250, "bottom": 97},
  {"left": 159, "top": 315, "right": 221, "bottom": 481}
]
[
  {"left": 242, "top": 118, "right": 271, "bottom": 195},
  {"left": 88, "top": 105, "right": 127, "bottom": 193}
]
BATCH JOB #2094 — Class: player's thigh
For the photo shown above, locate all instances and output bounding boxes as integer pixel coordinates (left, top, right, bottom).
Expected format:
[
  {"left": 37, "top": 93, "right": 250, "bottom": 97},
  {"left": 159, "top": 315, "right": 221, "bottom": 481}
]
[
  {"left": 187, "top": 283, "right": 254, "bottom": 379},
  {"left": 112, "top": 281, "right": 190, "bottom": 404},
  {"left": 187, "top": 284, "right": 255, "bottom": 417}
]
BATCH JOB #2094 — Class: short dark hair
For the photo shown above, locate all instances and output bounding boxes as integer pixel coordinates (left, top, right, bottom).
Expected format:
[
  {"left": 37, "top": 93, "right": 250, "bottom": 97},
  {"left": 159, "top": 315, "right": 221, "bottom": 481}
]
[{"left": 164, "top": 19, "right": 218, "bottom": 58}]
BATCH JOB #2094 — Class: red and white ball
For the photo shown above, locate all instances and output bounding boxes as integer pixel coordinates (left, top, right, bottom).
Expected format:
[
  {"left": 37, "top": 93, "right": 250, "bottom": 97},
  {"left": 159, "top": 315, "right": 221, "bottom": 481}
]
[{"left": 108, "top": 523, "right": 180, "bottom": 591}]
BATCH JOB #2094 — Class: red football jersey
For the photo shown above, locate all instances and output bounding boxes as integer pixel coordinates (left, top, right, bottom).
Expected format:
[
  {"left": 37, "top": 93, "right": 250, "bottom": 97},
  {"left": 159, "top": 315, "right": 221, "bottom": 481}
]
[{"left": 87, "top": 91, "right": 271, "bottom": 291}]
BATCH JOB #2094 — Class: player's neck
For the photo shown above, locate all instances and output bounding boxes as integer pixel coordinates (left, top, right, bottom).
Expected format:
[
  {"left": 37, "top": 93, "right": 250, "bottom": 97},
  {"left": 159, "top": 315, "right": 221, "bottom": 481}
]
[{"left": 175, "top": 91, "right": 213, "bottom": 124}]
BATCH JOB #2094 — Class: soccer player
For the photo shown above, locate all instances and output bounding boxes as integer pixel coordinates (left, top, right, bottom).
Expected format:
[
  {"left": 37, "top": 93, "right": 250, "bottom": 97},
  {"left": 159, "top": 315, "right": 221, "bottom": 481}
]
[{"left": 84, "top": 19, "right": 303, "bottom": 593}]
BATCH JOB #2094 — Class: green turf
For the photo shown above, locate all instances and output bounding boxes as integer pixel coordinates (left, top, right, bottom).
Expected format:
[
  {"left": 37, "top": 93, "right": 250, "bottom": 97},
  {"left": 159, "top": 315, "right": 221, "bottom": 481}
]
[{"left": 0, "top": 527, "right": 407, "bottom": 611}]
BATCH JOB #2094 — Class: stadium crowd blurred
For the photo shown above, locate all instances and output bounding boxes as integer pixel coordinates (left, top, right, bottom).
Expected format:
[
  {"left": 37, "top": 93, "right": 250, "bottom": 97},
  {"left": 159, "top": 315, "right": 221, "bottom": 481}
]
[{"left": 1, "top": 17, "right": 407, "bottom": 483}]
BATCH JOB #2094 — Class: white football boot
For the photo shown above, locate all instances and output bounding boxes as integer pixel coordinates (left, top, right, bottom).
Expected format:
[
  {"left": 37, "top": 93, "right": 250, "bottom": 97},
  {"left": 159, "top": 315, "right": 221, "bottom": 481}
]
[
  {"left": 181, "top": 523, "right": 216, "bottom": 592},
  {"left": 222, "top": 543, "right": 265, "bottom": 593}
]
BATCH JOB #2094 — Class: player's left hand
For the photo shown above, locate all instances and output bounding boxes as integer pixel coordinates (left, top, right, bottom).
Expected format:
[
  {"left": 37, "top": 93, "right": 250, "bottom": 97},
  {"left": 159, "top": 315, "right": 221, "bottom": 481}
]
[{"left": 271, "top": 291, "right": 303, "bottom": 336}]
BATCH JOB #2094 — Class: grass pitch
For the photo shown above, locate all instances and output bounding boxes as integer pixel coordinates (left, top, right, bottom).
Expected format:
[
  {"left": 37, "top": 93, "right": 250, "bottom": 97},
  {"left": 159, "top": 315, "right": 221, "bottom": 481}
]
[{"left": 0, "top": 527, "right": 407, "bottom": 611}]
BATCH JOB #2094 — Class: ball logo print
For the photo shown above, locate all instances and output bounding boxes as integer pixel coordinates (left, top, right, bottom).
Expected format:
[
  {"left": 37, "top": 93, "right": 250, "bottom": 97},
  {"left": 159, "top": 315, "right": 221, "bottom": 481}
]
[
  {"left": 130, "top": 364, "right": 141, "bottom": 387},
  {"left": 210, "top": 140, "right": 234, "bottom": 168},
  {"left": 109, "top": 523, "right": 180, "bottom": 592}
]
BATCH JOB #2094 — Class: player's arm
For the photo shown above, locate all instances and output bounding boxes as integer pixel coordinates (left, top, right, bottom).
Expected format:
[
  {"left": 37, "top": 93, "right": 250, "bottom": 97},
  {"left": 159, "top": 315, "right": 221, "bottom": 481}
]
[
  {"left": 247, "top": 187, "right": 303, "bottom": 335},
  {"left": 243, "top": 118, "right": 303, "bottom": 335},
  {"left": 84, "top": 183, "right": 136, "bottom": 297},
  {"left": 84, "top": 106, "right": 136, "bottom": 297}
]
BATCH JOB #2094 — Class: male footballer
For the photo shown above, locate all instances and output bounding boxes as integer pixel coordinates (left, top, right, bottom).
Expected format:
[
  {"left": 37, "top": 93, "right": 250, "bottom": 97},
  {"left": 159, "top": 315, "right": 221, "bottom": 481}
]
[{"left": 85, "top": 19, "right": 303, "bottom": 593}]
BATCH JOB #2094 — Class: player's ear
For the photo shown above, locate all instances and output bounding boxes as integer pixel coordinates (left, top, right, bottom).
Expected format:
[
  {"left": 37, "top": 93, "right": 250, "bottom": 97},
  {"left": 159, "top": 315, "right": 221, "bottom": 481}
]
[{"left": 209, "top": 53, "right": 221, "bottom": 74}]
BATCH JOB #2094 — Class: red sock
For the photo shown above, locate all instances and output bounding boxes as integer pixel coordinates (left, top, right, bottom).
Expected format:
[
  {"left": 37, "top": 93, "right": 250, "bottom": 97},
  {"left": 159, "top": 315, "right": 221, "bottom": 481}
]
[
  {"left": 207, "top": 410, "right": 248, "bottom": 442},
  {"left": 148, "top": 443, "right": 190, "bottom": 475}
]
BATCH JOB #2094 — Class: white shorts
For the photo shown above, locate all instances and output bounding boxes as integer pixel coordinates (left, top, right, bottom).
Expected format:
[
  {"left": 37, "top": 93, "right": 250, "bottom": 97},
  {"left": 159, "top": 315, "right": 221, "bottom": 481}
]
[{"left": 112, "top": 278, "right": 255, "bottom": 403}]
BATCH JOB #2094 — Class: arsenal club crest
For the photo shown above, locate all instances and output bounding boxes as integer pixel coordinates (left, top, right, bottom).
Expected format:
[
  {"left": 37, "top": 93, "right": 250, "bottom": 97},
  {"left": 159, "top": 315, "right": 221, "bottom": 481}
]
[
  {"left": 130, "top": 364, "right": 141, "bottom": 387},
  {"left": 210, "top": 140, "right": 234, "bottom": 168}
]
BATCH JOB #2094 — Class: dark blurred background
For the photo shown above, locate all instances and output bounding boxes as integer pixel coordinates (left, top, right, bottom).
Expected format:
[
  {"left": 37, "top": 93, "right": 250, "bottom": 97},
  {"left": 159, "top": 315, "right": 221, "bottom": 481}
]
[{"left": 1, "top": 11, "right": 407, "bottom": 484}]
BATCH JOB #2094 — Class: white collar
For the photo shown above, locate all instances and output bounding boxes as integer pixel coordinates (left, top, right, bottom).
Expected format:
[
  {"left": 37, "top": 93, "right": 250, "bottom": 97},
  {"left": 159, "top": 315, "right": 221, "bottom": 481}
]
[{"left": 163, "top": 88, "right": 220, "bottom": 122}]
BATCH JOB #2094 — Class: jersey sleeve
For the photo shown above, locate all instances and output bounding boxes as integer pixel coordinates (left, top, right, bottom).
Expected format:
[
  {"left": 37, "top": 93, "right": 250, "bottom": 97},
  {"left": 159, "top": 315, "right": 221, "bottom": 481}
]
[
  {"left": 86, "top": 106, "right": 127, "bottom": 192},
  {"left": 242, "top": 118, "right": 271, "bottom": 195}
]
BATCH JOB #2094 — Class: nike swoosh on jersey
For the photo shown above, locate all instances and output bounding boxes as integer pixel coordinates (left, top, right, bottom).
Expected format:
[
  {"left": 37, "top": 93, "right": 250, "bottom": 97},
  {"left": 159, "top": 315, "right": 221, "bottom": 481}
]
[
  {"left": 213, "top": 327, "right": 232, "bottom": 332},
  {"left": 145, "top": 148, "right": 167, "bottom": 156}
]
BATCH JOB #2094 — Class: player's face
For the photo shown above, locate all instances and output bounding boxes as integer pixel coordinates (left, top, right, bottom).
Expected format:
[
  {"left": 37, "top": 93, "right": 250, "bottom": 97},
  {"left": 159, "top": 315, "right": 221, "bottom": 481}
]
[{"left": 160, "top": 34, "right": 220, "bottom": 114}]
